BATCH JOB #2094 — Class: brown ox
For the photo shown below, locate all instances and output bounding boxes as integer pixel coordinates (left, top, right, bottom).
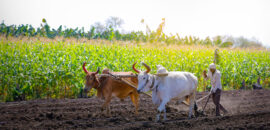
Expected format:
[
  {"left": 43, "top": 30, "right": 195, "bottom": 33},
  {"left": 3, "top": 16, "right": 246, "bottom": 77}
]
[{"left": 82, "top": 62, "right": 139, "bottom": 116}]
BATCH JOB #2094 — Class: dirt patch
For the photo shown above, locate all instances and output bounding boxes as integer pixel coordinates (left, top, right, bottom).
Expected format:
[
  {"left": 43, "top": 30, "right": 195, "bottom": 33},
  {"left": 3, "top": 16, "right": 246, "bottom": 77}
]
[{"left": 0, "top": 89, "right": 270, "bottom": 129}]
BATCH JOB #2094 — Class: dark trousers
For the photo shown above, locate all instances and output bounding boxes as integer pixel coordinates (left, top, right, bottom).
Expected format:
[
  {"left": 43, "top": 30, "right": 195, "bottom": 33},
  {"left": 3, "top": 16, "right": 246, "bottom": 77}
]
[{"left": 212, "top": 89, "right": 228, "bottom": 116}]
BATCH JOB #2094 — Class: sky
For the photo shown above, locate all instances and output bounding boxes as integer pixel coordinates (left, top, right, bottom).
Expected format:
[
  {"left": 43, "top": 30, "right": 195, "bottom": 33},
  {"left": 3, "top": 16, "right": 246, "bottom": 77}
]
[{"left": 0, "top": 0, "right": 270, "bottom": 47}]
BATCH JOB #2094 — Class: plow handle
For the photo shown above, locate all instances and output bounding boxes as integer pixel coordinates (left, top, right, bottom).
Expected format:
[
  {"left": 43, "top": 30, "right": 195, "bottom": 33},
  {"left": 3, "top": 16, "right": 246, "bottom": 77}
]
[{"left": 202, "top": 93, "right": 211, "bottom": 112}]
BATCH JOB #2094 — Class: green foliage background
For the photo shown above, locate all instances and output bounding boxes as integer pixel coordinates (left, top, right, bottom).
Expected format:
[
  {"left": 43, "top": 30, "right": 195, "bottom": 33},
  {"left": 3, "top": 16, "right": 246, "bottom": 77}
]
[
  {"left": 0, "top": 40, "right": 269, "bottom": 102},
  {"left": 0, "top": 18, "right": 263, "bottom": 48}
]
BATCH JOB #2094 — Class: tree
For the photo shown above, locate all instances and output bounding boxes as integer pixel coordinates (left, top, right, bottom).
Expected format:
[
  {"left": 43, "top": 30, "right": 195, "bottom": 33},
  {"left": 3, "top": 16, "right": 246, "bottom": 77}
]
[
  {"left": 92, "top": 22, "right": 105, "bottom": 34},
  {"left": 105, "top": 16, "right": 124, "bottom": 30},
  {"left": 213, "top": 35, "right": 223, "bottom": 46}
]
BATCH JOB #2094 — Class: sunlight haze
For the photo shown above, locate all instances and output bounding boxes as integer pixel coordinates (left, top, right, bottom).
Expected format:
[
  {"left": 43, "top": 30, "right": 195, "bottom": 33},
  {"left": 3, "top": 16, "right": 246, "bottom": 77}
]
[{"left": 0, "top": 0, "right": 269, "bottom": 47}]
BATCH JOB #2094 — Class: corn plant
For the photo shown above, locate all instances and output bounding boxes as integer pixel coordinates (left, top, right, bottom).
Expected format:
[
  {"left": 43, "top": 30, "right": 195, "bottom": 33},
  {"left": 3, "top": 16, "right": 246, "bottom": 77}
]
[{"left": 0, "top": 39, "right": 269, "bottom": 102}]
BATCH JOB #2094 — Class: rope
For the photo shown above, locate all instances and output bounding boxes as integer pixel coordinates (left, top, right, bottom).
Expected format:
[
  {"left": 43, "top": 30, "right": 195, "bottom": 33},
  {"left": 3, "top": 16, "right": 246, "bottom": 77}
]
[
  {"left": 97, "top": 74, "right": 137, "bottom": 78},
  {"left": 104, "top": 73, "right": 152, "bottom": 97}
]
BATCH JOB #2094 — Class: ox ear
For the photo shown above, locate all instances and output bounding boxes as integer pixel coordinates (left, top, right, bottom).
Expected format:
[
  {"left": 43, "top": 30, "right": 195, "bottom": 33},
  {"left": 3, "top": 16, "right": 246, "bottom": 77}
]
[
  {"left": 141, "top": 62, "right": 151, "bottom": 73},
  {"left": 132, "top": 62, "right": 140, "bottom": 73}
]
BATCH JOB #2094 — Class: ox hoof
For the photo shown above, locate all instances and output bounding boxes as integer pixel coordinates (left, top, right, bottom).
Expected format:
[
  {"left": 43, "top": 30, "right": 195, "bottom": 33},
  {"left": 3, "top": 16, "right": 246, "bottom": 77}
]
[
  {"left": 155, "top": 116, "right": 161, "bottom": 122},
  {"left": 155, "top": 119, "right": 161, "bottom": 123},
  {"left": 188, "top": 115, "right": 195, "bottom": 119}
]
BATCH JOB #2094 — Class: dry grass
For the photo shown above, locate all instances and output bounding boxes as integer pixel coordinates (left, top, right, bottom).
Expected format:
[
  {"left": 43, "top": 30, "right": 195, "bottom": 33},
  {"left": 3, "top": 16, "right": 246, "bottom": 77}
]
[{"left": 1, "top": 35, "right": 268, "bottom": 52}]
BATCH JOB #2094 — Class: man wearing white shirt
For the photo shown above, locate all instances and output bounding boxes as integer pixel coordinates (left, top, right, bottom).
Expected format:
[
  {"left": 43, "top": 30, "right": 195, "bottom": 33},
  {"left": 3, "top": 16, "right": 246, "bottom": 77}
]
[{"left": 203, "top": 63, "right": 228, "bottom": 116}]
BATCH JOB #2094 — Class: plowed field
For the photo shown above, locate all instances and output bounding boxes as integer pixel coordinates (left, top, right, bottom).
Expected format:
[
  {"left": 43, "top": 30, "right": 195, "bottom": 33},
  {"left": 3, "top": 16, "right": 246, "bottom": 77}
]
[{"left": 1, "top": 89, "right": 270, "bottom": 129}]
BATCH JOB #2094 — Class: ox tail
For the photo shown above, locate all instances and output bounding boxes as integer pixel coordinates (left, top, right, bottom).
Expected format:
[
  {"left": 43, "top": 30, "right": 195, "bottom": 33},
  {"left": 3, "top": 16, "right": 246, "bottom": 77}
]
[
  {"left": 188, "top": 73, "right": 199, "bottom": 115},
  {"left": 185, "top": 73, "right": 198, "bottom": 109}
]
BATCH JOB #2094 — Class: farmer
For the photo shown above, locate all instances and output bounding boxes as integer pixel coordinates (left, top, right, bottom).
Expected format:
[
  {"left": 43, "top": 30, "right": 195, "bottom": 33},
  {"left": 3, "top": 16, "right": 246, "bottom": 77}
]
[{"left": 203, "top": 63, "right": 228, "bottom": 116}]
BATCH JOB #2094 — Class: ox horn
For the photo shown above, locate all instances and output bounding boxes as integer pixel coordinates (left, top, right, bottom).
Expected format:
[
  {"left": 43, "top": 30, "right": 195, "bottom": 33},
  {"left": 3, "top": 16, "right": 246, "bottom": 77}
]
[
  {"left": 132, "top": 62, "right": 140, "bottom": 73},
  {"left": 94, "top": 67, "right": 100, "bottom": 75},
  {"left": 83, "top": 62, "right": 89, "bottom": 74},
  {"left": 142, "top": 62, "right": 151, "bottom": 73}
]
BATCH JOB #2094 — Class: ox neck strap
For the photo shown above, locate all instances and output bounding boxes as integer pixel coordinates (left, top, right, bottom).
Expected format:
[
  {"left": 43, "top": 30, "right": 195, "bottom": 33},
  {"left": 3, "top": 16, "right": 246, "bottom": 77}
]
[
  {"left": 142, "top": 74, "right": 150, "bottom": 88},
  {"left": 149, "top": 75, "right": 156, "bottom": 90},
  {"left": 98, "top": 76, "right": 108, "bottom": 88}
]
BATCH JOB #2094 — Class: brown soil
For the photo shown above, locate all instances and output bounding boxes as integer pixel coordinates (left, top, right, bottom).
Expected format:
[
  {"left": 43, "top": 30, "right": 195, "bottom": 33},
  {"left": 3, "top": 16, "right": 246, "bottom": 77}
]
[{"left": 0, "top": 89, "right": 270, "bottom": 129}]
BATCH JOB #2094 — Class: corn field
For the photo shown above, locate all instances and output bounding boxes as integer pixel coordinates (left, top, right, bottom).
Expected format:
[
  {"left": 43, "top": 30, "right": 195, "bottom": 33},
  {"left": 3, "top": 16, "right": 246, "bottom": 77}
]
[{"left": 0, "top": 38, "right": 269, "bottom": 102}]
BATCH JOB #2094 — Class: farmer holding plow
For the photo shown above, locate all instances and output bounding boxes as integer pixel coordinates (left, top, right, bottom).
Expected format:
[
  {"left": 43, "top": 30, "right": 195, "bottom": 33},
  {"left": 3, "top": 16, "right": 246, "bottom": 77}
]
[{"left": 203, "top": 63, "right": 228, "bottom": 116}]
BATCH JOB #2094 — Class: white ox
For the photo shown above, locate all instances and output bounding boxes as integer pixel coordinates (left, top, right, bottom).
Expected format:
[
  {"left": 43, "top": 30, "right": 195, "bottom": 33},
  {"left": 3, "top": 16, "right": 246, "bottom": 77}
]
[{"left": 132, "top": 62, "right": 198, "bottom": 121}]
